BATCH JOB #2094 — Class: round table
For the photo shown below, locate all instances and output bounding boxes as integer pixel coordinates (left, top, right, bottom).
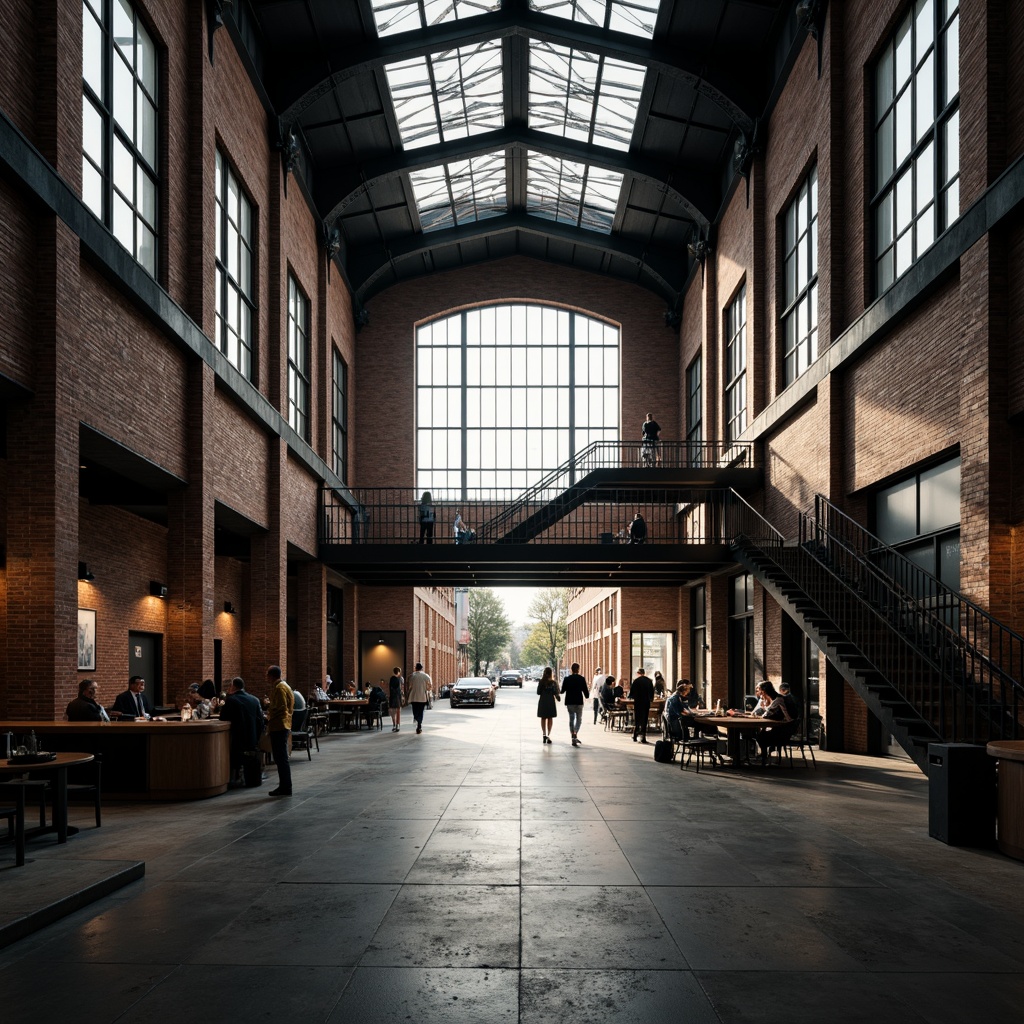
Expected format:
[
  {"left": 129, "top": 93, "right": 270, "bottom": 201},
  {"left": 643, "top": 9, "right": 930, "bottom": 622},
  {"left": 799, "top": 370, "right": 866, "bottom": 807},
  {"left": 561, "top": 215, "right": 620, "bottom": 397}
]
[{"left": 0, "top": 751, "right": 95, "bottom": 845}]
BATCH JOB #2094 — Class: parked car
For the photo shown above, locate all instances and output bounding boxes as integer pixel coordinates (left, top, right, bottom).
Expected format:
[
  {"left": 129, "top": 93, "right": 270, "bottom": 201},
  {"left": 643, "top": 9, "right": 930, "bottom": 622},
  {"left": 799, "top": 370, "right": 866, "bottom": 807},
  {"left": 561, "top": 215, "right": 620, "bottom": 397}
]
[
  {"left": 450, "top": 676, "right": 497, "bottom": 708},
  {"left": 499, "top": 670, "right": 523, "bottom": 688}
]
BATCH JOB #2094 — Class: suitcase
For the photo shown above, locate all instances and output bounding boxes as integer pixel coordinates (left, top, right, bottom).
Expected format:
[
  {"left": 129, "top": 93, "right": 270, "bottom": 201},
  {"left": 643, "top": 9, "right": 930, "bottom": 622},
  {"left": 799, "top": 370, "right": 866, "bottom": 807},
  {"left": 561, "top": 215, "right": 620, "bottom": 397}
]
[{"left": 653, "top": 739, "right": 675, "bottom": 764}]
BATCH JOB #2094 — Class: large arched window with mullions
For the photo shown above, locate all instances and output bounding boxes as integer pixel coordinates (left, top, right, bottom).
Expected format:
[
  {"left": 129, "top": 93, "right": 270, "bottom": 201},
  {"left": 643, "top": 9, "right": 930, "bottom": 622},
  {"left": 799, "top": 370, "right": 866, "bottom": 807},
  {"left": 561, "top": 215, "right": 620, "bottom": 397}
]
[{"left": 416, "top": 304, "right": 620, "bottom": 497}]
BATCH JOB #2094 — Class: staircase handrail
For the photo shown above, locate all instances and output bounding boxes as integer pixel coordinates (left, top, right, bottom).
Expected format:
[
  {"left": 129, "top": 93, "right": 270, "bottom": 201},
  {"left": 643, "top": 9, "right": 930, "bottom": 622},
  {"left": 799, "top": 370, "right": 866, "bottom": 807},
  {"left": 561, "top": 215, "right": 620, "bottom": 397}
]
[{"left": 808, "top": 494, "right": 1024, "bottom": 696}]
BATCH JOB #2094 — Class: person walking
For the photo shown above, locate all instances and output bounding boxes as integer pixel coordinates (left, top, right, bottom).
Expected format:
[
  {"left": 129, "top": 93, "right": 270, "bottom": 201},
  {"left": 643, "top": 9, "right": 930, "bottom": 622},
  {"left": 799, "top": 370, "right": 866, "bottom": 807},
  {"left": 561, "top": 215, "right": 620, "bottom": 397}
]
[
  {"left": 536, "top": 667, "right": 559, "bottom": 743},
  {"left": 407, "top": 662, "right": 432, "bottom": 734},
  {"left": 388, "top": 666, "right": 405, "bottom": 732},
  {"left": 561, "top": 662, "right": 589, "bottom": 747},
  {"left": 630, "top": 666, "right": 655, "bottom": 744},
  {"left": 590, "top": 665, "right": 604, "bottom": 724},
  {"left": 266, "top": 665, "right": 294, "bottom": 796}
]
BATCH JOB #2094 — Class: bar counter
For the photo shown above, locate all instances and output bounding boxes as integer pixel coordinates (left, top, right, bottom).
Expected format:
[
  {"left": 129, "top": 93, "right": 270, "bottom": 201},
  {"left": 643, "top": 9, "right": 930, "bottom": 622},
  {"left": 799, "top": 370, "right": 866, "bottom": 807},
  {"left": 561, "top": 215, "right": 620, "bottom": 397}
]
[{"left": 1, "top": 719, "right": 230, "bottom": 800}]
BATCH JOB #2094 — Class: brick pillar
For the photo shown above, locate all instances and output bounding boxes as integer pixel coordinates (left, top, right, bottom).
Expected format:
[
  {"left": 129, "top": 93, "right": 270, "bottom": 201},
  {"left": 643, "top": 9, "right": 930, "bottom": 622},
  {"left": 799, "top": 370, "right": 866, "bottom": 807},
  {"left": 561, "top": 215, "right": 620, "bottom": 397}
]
[
  {"left": 246, "top": 438, "right": 287, "bottom": 699},
  {"left": 165, "top": 360, "right": 215, "bottom": 693},
  {"left": 6, "top": 216, "right": 81, "bottom": 719},
  {"left": 294, "top": 559, "right": 326, "bottom": 694},
  {"left": 706, "top": 574, "right": 729, "bottom": 709},
  {"left": 341, "top": 580, "right": 358, "bottom": 686}
]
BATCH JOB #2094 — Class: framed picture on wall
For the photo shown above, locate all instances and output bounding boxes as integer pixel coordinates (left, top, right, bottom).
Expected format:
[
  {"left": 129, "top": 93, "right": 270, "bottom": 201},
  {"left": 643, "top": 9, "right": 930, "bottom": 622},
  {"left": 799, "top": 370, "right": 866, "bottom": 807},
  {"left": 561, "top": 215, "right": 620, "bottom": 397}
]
[{"left": 78, "top": 608, "right": 97, "bottom": 671}]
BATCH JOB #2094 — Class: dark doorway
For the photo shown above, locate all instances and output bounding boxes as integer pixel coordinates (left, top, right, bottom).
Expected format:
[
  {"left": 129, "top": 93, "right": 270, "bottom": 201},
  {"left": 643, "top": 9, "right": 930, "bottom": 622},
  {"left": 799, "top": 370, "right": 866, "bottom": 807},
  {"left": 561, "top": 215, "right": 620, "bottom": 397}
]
[
  {"left": 214, "top": 638, "right": 222, "bottom": 690},
  {"left": 727, "top": 573, "right": 754, "bottom": 709},
  {"left": 128, "top": 631, "right": 163, "bottom": 706}
]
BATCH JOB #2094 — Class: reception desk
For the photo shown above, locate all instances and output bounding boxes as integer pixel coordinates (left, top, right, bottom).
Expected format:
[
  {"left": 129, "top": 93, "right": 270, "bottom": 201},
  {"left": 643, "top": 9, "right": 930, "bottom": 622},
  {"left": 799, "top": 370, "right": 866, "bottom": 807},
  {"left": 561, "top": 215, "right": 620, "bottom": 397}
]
[{"left": 1, "top": 720, "right": 231, "bottom": 800}]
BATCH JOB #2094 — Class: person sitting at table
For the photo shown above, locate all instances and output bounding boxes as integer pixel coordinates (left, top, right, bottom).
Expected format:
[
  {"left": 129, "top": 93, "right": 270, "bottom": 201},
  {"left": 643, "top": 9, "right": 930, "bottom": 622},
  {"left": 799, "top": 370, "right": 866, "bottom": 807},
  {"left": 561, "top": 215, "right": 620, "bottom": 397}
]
[
  {"left": 198, "top": 678, "right": 217, "bottom": 700},
  {"left": 186, "top": 683, "right": 212, "bottom": 719},
  {"left": 613, "top": 678, "right": 625, "bottom": 701},
  {"left": 112, "top": 676, "right": 165, "bottom": 721},
  {"left": 778, "top": 681, "right": 801, "bottom": 721},
  {"left": 599, "top": 676, "right": 616, "bottom": 716},
  {"left": 752, "top": 680, "right": 794, "bottom": 762},
  {"left": 653, "top": 671, "right": 666, "bottom": 697},
  {"left": 66, "top": 679, "right": 110, "bottom": 721},
  {"left": 327, "top": 676, "right": 344, "bottom": 698},
  {"left": 313, "top": 683, "right": 329, "bottom": 701},
  {"left": 346, "top": 680, "right": 358, "bottom": 696}
]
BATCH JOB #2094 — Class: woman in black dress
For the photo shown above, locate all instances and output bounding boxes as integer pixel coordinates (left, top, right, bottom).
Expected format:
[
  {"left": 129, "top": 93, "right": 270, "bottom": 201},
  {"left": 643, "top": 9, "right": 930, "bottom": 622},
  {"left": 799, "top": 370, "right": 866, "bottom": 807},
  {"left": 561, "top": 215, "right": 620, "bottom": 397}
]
[{"left": 536, "top": 667, "right": 559, "bottom": 744}]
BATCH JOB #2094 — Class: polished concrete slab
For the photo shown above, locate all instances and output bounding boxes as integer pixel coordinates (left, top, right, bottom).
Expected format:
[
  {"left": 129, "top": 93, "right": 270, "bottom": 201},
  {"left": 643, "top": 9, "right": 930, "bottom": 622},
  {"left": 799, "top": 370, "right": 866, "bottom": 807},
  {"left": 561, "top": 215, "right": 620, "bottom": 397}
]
[{"left": 1, "top": 689, "right": 1023, "bottom": 1023}]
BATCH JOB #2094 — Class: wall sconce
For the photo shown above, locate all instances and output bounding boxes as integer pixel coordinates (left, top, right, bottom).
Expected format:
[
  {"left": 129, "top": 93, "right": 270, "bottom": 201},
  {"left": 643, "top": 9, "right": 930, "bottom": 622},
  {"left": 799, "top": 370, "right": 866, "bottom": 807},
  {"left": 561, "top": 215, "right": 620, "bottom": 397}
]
[
  {"left": 78, "top": 561, "right": 96, "bottom": 582},
  {"left": 224, "top": 601, "right": 236, "bottom": 615},
  {"left": 149, "top": 580, "right": 168, "bottom": 598},
  {"left": 377, "top": 636, "right": 384, "bottom": 645}
]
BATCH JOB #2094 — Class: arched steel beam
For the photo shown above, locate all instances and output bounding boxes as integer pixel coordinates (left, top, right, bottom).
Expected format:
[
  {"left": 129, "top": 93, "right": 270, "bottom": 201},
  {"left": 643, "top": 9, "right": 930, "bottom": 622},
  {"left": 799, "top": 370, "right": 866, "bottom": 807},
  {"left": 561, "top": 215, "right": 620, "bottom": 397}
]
[
  {"left": 277, "top": 7, "right": 756, "bottom": 132},
  {"left": 347, "top": 213, "right": 685, "bottom": 306},
  {"left": 319, "top": 126, "right": 715, "bottom": 230}
]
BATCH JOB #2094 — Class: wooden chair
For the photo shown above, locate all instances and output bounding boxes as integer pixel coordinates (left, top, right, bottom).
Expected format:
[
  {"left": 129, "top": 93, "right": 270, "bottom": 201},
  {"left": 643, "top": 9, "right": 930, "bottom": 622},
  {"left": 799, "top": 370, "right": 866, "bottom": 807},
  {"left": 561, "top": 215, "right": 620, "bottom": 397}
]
[{"left": 64, "top": 753, "right": 103, "bottom": 828}]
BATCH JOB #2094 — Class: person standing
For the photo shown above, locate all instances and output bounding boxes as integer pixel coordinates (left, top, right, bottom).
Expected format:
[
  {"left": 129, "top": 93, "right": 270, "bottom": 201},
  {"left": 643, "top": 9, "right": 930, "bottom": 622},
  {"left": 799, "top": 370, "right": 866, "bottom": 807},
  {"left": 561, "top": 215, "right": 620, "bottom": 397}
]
[
  {"left": 590, "top": 665, "right": 604, "bottom": 724},
  {"left": 418, "top": 491, "right": 435, "bottom": 544},
  {"left": 628, "top": 512, "right": 647, "bottom": 544},
  {"left": 631, "top": 667, "right": 655, "bottom": 744},
  {"left": 453, "top": 510, "right": 471, "bottom": 544},
  {"left": 536, "top": 667, "right": 559, "bottom": 743},
  {"left": 641, "top": 411, "right": 661, "bottom": 465},
  {"left": 407, "top": 662, "right": 432, "bottom": 734},
  {"left": 560, "top": 663, "right": 589, "bottom": 747},
  {"left": 266, "top": 665, "right": 294, "bottom": 796},
  {"left": 388, "top": 666, "right": 405, "bottom": 732},
  {"left": 219, "top": 677, "right": 265, "bottom": 787}
]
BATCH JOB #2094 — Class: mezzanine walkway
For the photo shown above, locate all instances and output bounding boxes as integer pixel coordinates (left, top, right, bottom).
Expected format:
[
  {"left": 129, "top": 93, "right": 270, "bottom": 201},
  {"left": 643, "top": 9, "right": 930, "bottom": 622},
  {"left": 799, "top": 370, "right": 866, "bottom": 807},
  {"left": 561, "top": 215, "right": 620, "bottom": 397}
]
[{"left": 2, "top": 690, "right": 1023, "bottom": 1023}]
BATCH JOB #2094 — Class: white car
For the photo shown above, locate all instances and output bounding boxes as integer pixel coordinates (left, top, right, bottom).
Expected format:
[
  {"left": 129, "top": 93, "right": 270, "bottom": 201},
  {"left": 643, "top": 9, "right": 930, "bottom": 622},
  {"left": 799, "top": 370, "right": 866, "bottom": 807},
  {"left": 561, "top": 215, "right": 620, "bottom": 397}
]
[{"left": 450, "top": 676, "right": 497, "bottom": 708}]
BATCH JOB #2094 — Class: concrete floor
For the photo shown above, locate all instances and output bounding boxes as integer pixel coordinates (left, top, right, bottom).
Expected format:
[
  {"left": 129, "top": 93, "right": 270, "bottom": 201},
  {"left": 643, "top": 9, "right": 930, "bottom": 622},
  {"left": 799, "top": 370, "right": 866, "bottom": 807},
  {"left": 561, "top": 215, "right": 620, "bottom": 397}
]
[{"left": 2, "top": 688, "right": 1023, "bottom": 1023}]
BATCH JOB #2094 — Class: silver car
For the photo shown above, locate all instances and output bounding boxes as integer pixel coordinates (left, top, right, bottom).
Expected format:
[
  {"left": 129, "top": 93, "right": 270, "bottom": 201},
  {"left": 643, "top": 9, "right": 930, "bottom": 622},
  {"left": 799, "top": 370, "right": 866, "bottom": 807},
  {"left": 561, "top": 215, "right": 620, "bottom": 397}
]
[{"left": 450, "top": 676, "right": 497, "bottom": 708}]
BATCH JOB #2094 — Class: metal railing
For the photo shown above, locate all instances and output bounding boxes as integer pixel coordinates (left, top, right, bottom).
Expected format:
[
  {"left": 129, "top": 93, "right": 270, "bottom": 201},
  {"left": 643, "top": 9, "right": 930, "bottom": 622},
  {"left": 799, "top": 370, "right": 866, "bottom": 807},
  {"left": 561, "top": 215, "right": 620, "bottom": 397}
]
[
  {"left": 321, "top": 486, "right": 733, "bottom": 546},
  {"left": 803, "top": 495, "right": 1023, "bottom": 742}
]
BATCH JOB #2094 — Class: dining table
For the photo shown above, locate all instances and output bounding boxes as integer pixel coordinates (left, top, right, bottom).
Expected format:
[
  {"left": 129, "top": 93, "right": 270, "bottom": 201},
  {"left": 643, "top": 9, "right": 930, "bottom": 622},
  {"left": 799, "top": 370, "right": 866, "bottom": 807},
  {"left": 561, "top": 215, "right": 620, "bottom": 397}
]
[
  {"left": 319, "top": 698, "right": 369, "bottom": 731},
  {"left": 691, "top": 714, "right": 775, "bottom": 764},
  {"left": 0, "top": 751, "right": 95, "bottom": 858},
  {"left": 613, "top": 698, "right": 666, "bottom": 731}
]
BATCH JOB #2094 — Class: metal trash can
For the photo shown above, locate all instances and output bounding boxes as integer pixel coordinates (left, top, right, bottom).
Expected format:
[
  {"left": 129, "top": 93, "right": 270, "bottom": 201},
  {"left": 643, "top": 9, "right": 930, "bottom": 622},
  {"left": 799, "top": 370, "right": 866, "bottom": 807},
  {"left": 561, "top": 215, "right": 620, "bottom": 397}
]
[{"left": 928, "top": 743, "right": 996, "bottom": 846}]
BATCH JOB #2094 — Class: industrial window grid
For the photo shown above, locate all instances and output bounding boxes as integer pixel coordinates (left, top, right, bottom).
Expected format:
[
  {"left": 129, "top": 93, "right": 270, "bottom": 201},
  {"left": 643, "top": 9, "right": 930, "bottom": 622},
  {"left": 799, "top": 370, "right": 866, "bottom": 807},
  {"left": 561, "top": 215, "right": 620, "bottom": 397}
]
[
  {"left": 781, "top": 165, "right": 818, "bottom": 387},
  {"left": 724, "top": 285, "right": 747, "bottom": 446},
  {"left": 873, "top": 0, "right": 959, "bottom": 293},
  {"left": 287, "top": 275, "right": 311, "bottom": 442},
  {"left": 215, "top": 149, "right": 255, "bottom": 380},
  {"left": 81, "top": 0, "right": 159, "bottom": 276},
  {"left": 332, "top": 348, "right": 348, "bottom": 484}
]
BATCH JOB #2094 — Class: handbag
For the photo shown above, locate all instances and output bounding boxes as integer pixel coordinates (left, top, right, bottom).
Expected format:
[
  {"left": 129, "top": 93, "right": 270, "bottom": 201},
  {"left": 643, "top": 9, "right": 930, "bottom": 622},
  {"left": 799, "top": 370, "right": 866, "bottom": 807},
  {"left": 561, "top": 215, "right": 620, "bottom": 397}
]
[{"left": 257, "top": 730, "right": 272, "bottom": 754}]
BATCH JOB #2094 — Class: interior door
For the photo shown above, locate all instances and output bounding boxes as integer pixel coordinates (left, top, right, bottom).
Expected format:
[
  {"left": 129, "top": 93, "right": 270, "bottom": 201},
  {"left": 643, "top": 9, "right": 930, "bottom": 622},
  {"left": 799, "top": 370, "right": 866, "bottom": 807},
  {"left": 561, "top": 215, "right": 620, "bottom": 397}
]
[{"left": 128, "top": 631, "right": 163, "bottom": 706}]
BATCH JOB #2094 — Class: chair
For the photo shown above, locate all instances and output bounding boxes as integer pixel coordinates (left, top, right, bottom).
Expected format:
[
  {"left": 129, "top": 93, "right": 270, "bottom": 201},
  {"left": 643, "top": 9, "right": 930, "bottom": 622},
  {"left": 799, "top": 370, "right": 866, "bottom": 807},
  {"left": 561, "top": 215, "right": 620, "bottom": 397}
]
[
  {"left": 308, "top": 702, "right": 329, "bottom": 739},
  {"left": 783, "top": 723, "right": 817, "bottom": 767},
  {"left": 661, "top": 714, "right": 683, "bottom": 762},
  {"left": 64, "top": 754, "right": 103, "bottom": 828},
  {"left": 759, "top": 719, "right": 800, "bottom": 767},
  {"left": 290, "top": 709, "right": 316, "bottom": 759},
  {"left": 680, "top": 735, "right": 720, "bottom": 773},
  {"left": 0, "top": 784, "right": 27, "bottom": 867},
  {"left": 366, "top": 699, "right": 385, "bottom": 731},
  {"left": 603, "top": 702, "right": 626, "bottom": 731}
]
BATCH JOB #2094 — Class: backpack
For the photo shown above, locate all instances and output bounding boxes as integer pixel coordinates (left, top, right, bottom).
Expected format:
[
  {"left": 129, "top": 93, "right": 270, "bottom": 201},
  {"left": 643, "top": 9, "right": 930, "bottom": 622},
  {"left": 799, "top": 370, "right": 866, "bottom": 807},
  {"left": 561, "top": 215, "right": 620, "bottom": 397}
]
[{"left": 653, "top": 739, "right": 675, "bottom": 764}]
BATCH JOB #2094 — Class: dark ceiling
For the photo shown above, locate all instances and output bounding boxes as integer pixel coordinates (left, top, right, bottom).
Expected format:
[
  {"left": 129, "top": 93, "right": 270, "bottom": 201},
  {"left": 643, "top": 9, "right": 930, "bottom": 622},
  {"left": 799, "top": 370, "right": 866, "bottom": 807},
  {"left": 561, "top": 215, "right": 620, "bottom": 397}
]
[{"left": 232, "top": 0, "right": 811, "bottom": 313}]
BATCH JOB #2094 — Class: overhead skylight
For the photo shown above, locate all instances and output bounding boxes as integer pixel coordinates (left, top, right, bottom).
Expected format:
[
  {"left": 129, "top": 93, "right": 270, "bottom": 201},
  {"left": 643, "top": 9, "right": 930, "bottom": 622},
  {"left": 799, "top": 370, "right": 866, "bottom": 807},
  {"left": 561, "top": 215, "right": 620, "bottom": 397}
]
[
  {"left": 384, "top": 40, "right": 504, "bottom": 149},
  {"left": 410, "top": 151, "right": 508, "bottom": 231},
  {"left": 529, "top": 41, "right": 646, "bottom": 152},
  {"left": 371, "top": 0, "right": 501, "bottom": 38},
  {"left": 529, "top": 0, "right": 661, "bottom": 40},
  {"left": 526, "top": 151, "right": 622, "bottom": 234}
]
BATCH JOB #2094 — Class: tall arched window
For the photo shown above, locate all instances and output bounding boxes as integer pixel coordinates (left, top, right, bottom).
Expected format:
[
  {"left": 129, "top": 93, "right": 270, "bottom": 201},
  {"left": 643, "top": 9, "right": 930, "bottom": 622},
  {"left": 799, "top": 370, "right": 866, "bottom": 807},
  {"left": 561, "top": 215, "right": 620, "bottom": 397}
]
[{"left": 416, "top": 304, "right": 620, "bottom": 496}]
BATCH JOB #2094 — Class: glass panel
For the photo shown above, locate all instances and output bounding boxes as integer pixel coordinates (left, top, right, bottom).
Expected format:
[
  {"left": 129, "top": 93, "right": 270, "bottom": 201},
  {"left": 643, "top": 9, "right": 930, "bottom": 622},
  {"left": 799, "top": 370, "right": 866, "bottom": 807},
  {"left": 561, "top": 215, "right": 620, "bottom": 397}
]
[
  {"left": 532, "top": 0, "right": 660, "bottom": 40},
  {"left": 82, "top": 94, "right": 103, "bottom": 163},
  {"left": 895, "top": 91, "right": 913, "bottom": 166},
  {"left": 112, "top": 134, "right": 133, "bottom": 196},
  {"left": 82, "top": 155, "right": 103, "bottom": 217},
  {"left": 876, "top": 112, "right": 894, "bottom": 187},
  {"left": 83, "top": 4, "right": 104, "bottom": 96},
  {"left": 938, "top": 532, "right": 960, "bottom": 591},
  {"left": 915, "top": 53, "right": 935, "bottom": 143},
  {"left": 370, "top": 0, "right": 501, "bottom": 38},
  {"left": 894, "top": 14, "right": 913, "bottom": 91},
  {"left": 113, "top": 0, "right": 133, "bottom": 61},
  {"left": 876, "top": 478, "right": 918, "bottom": 544},
  {"left": 943, "top": 12, "right": 959, "bottom": 105},
  {"left": 919, "top": 458, "right": 960, "bottom": 533},
  {"left": 113, "top": 51, "right": 133, "bottom": 134}
]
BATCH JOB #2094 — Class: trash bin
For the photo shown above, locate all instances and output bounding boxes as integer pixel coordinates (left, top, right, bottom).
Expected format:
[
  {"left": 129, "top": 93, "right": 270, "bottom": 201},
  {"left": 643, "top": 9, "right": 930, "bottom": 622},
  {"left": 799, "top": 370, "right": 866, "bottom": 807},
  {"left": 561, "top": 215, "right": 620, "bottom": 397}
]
[{"left": 928, "top": 743, "right": 996, "bottom": 846}]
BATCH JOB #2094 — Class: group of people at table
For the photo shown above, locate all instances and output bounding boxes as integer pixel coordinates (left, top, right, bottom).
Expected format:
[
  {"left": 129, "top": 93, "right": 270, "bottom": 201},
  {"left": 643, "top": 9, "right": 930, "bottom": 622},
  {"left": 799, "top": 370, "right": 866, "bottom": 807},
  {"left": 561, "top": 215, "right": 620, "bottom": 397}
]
[{"left": 592, "top": 671, "right": 801, "bottom": 766}]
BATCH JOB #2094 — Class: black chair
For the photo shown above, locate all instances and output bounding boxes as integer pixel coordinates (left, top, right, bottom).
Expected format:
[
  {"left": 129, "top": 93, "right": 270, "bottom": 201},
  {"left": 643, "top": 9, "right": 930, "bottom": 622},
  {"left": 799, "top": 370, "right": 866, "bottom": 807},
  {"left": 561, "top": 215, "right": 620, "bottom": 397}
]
[
  {"left": 783, "top": 723, "right": 817, "bottom": 767},
  {"left": 290, "top": 709, "right": 316, "bottom": 759},
  {"left": 662, "top": 714, "right": 683, "bottom": 761},
  {"left": 64, "top": 753, "right": 103, "bottom": 828},
  {"left": 366, "top": 699, "right": 385, "bottom": 731},
  {"left": 759, "top": 719, "right": 800, "bottom": 767},
  {"left": 0, "top": 784, "right": 27, "bottom": 866},
  {"left": 680, "top": 734, "right": 720, "bottom": 772}
]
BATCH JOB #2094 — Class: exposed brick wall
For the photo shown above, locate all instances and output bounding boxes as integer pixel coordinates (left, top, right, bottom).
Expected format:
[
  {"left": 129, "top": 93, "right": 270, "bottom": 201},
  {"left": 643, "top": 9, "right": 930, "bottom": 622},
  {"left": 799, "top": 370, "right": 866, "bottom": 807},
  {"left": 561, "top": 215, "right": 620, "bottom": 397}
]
[
  {"left": 0, "top": 178, "right": 36, "bottom": 384},
  {"left": 0, "top": 0, "right": 37, "bottom": 141}
]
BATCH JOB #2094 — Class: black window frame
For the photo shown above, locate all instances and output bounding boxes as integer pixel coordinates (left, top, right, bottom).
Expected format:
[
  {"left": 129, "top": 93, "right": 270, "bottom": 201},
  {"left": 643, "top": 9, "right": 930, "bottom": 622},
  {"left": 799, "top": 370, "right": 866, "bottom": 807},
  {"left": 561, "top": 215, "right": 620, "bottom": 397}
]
[{"left": 287, "top": 274, "right": 311, "bottom": 443}]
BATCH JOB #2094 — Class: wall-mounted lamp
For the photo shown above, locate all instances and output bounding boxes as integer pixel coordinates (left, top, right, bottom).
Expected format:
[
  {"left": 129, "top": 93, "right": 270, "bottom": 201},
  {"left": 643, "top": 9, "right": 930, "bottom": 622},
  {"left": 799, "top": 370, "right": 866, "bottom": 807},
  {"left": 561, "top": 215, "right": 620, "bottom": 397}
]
[
  {"left": 78, "top": 561, "right": 96, "bottom": 582},
  {"left": 377, "top": 636, "right": 384, "bottom": 645},
  {"left": 224, "top": 601, "right": 236, "bottom": 615},
  {"left": 149, "top": 580, "right": 168, "bottom": 598}
]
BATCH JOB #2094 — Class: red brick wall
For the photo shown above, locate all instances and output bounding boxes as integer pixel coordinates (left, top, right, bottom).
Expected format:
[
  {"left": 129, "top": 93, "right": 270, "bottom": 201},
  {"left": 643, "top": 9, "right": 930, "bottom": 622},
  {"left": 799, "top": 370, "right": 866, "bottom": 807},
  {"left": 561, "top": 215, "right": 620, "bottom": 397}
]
[{"left": 0, "top": 179, "right": 37, "bottom": 384}]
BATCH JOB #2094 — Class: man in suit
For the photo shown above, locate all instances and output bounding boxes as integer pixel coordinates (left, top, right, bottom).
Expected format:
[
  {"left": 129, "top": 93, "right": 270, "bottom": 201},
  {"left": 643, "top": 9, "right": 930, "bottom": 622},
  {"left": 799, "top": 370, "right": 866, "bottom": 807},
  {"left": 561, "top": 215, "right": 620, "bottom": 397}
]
[
  {"left": 66, "top": 679, "right": 110, "bottom": 721},
  {"left": 630, "top": 667, "right": 655, "bottom": 744},
  {"left": 112, "top": 676, "right": 164, "bottom": 720},
  {"left": 219, "top": 677, "right": 265, "bottom": 787}
]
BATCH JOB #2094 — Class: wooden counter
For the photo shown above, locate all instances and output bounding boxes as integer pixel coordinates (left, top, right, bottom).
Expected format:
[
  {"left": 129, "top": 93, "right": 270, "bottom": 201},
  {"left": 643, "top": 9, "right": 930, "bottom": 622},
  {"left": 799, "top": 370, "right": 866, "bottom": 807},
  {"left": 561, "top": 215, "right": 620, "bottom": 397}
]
[
  {"left": 1, "top": 720, "right": 230, "bottom": 800},
  {"left": 987, "top": 740, "right": 1024, "bottom": 861}
]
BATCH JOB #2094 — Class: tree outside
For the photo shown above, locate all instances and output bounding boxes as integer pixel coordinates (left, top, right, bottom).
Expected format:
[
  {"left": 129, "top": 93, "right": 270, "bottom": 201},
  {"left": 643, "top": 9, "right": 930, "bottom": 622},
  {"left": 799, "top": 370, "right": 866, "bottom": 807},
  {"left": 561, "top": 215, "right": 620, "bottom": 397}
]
[
  {"left": 467, "top": 588, "right": 513, "bottom": 676},
  {"left": 521, "top": 587, "right": 568, "bottom": 670}
]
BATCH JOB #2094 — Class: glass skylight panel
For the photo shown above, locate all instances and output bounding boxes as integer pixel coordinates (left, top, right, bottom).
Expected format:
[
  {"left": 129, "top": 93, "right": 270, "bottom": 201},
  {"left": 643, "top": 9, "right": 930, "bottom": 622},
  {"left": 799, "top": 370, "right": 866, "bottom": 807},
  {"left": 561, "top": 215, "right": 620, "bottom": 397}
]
[
  {"left": 526, "top": 151, "right": 622, "bottom": 234},
  {"left": 371, "top": 0, "right": 501, "bottom": 38},
  {"left": 384, "top": 40, "right": 504, "bottom": 149},
  {"left": 410, "top": 151, "right": 507, "bottom": 231},
  {"left": 529, "top": 42, "right": 645, "bottom": 152},
  {"left": 529, "top": 0, "right": 661, "bottom": 40}
]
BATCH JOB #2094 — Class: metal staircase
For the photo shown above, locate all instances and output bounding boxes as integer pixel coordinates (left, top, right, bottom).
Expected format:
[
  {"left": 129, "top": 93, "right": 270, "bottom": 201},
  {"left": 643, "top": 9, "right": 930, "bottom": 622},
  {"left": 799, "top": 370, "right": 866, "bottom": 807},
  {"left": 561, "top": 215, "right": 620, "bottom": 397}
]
[{"left": 726, "top": 491, "right": 1024, "bottom": 771}]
